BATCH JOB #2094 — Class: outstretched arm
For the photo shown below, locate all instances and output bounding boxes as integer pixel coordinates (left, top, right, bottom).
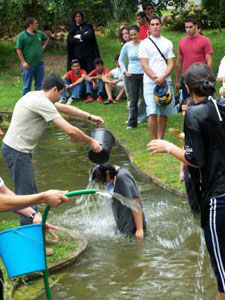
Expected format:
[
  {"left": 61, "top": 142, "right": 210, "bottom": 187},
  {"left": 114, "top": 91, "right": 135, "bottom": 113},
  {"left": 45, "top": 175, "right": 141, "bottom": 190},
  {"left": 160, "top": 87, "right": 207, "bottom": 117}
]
[
  {"left": 55, "top": 102, "right": 104, "bottom": 124},
  {"left": 132, "top": 198, "right": 144, "bottom": 239}
]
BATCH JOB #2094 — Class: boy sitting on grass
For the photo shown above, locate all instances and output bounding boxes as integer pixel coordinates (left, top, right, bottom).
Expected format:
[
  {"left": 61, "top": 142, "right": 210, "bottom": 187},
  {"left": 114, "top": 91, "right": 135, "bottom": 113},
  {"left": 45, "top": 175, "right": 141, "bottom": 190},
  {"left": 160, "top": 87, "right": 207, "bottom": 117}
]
[
  {"left": 102, "top": 54, "right": 125, "bottom": 105},
  {"left": 85, "top": 58, "right": 109, "bottom": 103},
  {"left": 60, "top": 59, "right": 86, "bottom": 105}
]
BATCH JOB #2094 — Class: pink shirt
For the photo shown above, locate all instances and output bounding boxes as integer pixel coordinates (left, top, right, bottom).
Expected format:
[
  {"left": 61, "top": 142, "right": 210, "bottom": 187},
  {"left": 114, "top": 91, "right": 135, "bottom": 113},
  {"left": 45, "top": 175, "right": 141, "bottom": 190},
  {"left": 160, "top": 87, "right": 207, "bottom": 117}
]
[{"left": 178, "top": 34, "right": 213, "bottom": 75}]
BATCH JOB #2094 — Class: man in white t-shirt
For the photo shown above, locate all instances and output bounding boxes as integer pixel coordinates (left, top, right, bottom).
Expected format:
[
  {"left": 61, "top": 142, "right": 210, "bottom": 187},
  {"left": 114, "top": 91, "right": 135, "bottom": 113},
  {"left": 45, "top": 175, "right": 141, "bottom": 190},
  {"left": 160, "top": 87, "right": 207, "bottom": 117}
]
[
  {"left": 102, "top": 54, "right": 125, "bottom": 104},
  {"left": 217, "top": 56, "right": 225, "bottom": 97},
  {"left": 2, "top": 73, "right": 104, "bottom": 226},
  {"left": 139, "top": 16, "right": 177, "bottom": 140}
]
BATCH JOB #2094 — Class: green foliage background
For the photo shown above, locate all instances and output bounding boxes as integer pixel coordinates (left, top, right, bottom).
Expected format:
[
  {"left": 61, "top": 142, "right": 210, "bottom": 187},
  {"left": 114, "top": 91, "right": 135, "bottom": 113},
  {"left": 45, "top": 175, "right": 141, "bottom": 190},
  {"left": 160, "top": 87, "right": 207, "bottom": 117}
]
[{"left": 0, "top": 0, "right": 189, "bottom": 37}]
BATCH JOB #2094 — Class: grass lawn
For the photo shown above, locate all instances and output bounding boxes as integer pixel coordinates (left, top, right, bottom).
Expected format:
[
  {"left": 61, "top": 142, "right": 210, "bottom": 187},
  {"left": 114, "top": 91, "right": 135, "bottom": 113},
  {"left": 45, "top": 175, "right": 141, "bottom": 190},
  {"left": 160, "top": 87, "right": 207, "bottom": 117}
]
[{"left": 0, "top": 28, "right": 224, "bottom": 193}]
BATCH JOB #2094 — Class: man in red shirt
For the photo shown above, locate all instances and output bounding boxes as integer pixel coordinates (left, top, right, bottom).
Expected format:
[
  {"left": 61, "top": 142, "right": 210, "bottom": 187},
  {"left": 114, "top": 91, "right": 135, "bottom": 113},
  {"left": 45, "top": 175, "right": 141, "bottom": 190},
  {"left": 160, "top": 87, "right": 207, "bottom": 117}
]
[
  {"left": 176, "top": 16, "right": 213, "bottom": 100},
  {"left": 85, "top": 58, "right": 109, "bottom": 103},
  {"left": 61, "top": 59, "right": 86, "bottom": 105},
  {"left": 137, "top": 12, "right": 150, "bottom": 40}
]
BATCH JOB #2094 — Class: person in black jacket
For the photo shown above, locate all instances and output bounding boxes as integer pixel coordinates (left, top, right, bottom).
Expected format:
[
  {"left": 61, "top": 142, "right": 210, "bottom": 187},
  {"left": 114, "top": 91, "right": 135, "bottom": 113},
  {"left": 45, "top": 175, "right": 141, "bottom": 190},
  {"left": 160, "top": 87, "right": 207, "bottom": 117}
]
[
  {"left": 148, "top": 63, "right": 225, "bottom": 300},
  {"left": 67, "top": 11, "right": 100, "bottom": 72}
]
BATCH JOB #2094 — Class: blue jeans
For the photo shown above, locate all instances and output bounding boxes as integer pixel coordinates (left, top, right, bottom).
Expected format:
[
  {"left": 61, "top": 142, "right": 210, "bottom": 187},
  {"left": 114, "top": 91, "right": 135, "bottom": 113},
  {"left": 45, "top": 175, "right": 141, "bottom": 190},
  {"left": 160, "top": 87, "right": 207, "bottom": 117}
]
[
  {"left": 22, "top": 62, "right": 45, "bottom": 96},
  {"left": 127, "top": 74, "right": 143, "bottom": 127},
  {"left": 85, "top": 80, "right": 104, "bottom": 97},
  {"left": 61, "top": 79, "right": 85, "bottom": 99},
  {"left": 181, "top": 77, "right": 190, "bottom": 101},
  {"left": 1, "top": 143, "right": 38, "bottom": 225}
]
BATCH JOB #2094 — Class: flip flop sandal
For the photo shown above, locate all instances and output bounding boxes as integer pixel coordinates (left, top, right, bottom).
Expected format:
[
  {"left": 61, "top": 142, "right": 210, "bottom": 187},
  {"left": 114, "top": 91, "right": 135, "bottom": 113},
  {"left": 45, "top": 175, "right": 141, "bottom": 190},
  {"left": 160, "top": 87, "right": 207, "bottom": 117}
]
[{"left": 104, "top": 99, "right": 113, "bottom": 105}]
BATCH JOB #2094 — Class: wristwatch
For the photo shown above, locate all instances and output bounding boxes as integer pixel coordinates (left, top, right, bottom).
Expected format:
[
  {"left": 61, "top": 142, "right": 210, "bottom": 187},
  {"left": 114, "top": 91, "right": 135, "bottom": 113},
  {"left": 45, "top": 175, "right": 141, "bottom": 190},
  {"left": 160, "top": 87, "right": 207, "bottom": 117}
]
[{"left": 29, "top": 211, "right": 40, "bottom": 222}]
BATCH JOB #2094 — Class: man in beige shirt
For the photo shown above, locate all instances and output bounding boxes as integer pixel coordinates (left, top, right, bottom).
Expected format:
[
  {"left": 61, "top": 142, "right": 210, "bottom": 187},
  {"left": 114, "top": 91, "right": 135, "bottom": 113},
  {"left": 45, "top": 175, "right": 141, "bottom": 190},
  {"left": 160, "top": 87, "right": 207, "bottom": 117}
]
[{"left": 2, "top": 73, "right": 104, "bottom": 226}]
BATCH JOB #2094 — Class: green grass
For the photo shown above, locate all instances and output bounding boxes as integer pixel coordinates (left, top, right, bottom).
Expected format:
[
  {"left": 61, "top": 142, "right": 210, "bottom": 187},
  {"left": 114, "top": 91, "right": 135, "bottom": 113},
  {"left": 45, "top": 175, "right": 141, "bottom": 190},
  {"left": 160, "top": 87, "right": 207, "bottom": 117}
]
[{"left": 0, "top": 28, "right": 225, "bottom": 193}]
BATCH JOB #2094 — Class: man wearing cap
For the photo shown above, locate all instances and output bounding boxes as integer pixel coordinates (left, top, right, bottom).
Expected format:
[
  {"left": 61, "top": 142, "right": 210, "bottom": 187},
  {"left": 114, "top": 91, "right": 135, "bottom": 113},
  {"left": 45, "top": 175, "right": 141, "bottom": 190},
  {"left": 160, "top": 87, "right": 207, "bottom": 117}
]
[{"left": 139, "top": 16, "right": 177, "bottom": 140}]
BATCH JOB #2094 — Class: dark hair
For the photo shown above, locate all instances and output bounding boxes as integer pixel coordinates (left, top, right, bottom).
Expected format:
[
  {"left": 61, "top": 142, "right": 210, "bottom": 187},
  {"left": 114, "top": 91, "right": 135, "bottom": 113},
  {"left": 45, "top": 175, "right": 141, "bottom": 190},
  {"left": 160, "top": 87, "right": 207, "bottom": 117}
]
[
  {"left": 41, "top": 73, "right": 65, "bottom": 91},
  {"left": 25, "top": 17, "right": 36, "bottom": 28},
  {"left": 117, "top": 23, "right": 129, "bottom": 44},
  {"left": 114, "top": 54, "right": 120, "bottom": 61},
  {"left": 93, "top": 58, "right": 104, "bottom": 66},
  {"left": 137, "top": 12, "right": 147, "bottom": 19},
  {"left": 184, "top": 63, "right": 216, "bottom": 97},
  {"left": 71, "top": 59, "right": 80, "bottom": 66},
  {"left": 91, "top": 164, "right": 117, "bottom": 184},
  {"left": 72, "top": 11, "right": 84, "bottom": 22},
  {"left": 129, "top": 24, "right": 140, "bottom": 33},
  {"left": 185, "top": 16, "right": 197, "bottom": 25},
  {"left": 142, "top": 2, "right": 153, "bottom": 10},
  {"left": 149, "top": 15, "right": 161, "bottom": 24}
]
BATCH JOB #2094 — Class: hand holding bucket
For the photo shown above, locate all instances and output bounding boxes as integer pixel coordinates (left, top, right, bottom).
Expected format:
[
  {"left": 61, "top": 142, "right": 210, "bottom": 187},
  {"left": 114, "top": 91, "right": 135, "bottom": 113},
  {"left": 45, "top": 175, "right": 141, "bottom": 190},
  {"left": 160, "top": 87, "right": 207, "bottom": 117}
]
[{"left": 88, "top": 128, "right": 115, "bottom": 164}]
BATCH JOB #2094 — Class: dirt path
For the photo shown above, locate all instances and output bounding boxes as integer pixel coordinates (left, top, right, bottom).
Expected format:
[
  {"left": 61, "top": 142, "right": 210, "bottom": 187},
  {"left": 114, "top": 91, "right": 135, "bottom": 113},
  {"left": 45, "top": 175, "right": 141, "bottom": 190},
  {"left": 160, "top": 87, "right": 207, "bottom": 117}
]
[{"left": 45, "top": 54, "right": 67, "bottom": 73}]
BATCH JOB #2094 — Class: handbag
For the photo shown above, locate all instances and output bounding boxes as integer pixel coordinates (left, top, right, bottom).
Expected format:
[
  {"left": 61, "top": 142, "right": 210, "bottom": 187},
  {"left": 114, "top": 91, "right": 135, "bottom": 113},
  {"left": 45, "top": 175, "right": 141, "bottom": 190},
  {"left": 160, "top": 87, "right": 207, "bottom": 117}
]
[{"left": 148, "top": 37, "right": 167, "bottom": 64}]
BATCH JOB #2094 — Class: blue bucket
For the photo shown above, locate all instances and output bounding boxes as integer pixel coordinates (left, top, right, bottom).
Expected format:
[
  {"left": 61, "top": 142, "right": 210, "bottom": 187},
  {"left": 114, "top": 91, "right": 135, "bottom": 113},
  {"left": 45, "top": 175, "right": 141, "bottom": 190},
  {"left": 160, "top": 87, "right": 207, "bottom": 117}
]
[{"left": 0, "top": 223, "right": 46, "bottom": 278}]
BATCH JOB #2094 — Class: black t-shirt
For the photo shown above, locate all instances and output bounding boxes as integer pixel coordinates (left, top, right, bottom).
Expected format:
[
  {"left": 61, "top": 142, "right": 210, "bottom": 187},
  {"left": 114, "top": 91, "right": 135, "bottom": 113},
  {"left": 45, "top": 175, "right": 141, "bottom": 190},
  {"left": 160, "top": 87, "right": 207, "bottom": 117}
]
[
  {"left": 112, "top": 168, "right": 146, "bottom": 235},
  {"left": 184, "top": 97, "right": 225, "bottom": 225}
]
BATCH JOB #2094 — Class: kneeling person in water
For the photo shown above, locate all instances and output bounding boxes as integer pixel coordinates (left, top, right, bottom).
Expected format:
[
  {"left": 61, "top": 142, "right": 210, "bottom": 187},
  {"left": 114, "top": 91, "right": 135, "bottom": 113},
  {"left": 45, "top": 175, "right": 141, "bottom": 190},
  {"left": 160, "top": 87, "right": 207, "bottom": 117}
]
[{"left": 92, "top": 163, "right": 146, "bottom": 238}]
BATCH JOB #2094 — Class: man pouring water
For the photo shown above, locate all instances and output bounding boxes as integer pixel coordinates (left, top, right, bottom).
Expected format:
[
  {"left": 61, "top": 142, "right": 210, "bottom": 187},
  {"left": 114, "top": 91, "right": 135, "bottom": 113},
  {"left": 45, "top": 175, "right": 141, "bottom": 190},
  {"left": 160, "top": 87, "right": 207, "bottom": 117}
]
[
  {"left": 92, "top": 163, "right": 146, "bottom": 238},
  {"left": 1, "top": 73, "right": 104, "bottom": 227}
]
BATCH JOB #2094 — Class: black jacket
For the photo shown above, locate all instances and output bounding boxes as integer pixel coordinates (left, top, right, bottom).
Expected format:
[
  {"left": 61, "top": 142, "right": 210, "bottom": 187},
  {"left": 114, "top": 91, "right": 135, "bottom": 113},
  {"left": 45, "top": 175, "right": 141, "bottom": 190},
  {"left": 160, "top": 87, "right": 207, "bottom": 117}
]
[
  {"left": 184, "top": 97, "right": 225, "bottom": 226},
  {"left": 67, "top": 21, "right": 100, "bottom": 70}
]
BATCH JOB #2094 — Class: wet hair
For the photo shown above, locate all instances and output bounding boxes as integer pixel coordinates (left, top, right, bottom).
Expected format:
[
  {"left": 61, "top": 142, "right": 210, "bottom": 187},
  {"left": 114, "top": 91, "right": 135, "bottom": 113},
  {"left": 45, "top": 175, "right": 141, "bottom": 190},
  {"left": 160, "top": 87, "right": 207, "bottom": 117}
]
[
  {"left": 72, "top": 11, "right": 84, "bottom": 22},
  {"left": 185, "top": 16, "right": 197, "bottom": 25},
  {"left": 117, "top": 23, "right": 129, "bottom": 44},
  {"left": 184, "top": 63, "right": 216, "bottom": 97},
  {"left": 142, "top": 2, "right": 153, "bottom": 10},
  {"left": 93, "top": 58, "right": 104, "bottom": 66},
  {"left": 114, "top": 54, "right": 120, "bottom": 61},
  {"left": 149, "top": 15, "right": 161, "bottom": 24},
  {"left": 41, "top": 73, "right": 65, "bottom": 91},
  {"left": 92, "top": 164, "right": 117, "bottom": 184},
  {"left": 71, "top": 59, "right": 80, "bottom": 66},
  {"left": 129, "top": 24, "right": 140, "bottom": 33},
  {"left": 137, "top": 12, "right": 147, "bottom": 19},
  {"left": 25, "top": 17, "right": 36, "bottom": 28}
]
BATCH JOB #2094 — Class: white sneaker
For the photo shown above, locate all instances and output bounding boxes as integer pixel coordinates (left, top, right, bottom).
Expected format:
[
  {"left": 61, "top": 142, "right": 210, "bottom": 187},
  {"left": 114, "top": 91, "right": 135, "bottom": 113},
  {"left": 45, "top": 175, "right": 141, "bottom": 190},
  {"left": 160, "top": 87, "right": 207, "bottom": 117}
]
[
  {"left": 66, "top": 97, "right": 73, "bottom": 105},
  {"left": 59, "top": 98, "right": 66, "bottom": 103}
]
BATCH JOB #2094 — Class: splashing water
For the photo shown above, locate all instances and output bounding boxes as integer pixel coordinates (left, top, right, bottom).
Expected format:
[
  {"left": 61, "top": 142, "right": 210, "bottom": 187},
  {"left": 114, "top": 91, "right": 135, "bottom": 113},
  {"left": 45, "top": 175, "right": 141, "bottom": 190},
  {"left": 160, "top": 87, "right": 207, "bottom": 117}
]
[{"left": 96, "top": 190, "right": 141, "bottom": 211}]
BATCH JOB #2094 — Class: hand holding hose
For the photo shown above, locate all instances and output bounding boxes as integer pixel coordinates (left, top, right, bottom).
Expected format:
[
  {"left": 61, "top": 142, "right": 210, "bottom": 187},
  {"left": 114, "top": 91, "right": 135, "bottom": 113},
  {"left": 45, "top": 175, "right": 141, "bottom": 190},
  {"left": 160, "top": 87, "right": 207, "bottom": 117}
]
[{"left": 42, "top": 190, "right": 69, "bottom": 207}]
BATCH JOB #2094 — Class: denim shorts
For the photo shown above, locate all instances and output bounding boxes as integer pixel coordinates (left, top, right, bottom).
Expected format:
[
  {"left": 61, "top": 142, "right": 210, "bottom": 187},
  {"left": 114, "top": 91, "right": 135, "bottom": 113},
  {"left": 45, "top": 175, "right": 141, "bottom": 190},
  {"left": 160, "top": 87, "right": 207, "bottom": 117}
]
[{"left": 143, "top": 81, "right": 178, "bottom": 116}]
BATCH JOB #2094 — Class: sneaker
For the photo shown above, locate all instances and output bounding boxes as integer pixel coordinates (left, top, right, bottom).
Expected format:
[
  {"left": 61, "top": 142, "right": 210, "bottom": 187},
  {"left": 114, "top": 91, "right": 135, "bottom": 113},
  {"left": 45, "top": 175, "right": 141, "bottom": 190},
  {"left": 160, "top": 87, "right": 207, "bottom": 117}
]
[
  {"left": 85, "top": 95, "right": 95, "bottom": 103},
  {"left": 59, "top": 97, "right": 66, "bottom": 104},
  {"left": 46, "top": 247, "right": 54, "bottom": 256},
  {"left": 126, "top": 126, "right": 136, "bottom": 130},
  {"left": 97, "top": 95, "right": 103, "bottom": 103},
  {"left": 66, "top": 97, "right": 73, "bottom": 105},
  {"left": 104, "top": 99, "right": 113, "bottom": 105},
  {"left": 46, "top": 238, "right": 58, "bottom": 245}
]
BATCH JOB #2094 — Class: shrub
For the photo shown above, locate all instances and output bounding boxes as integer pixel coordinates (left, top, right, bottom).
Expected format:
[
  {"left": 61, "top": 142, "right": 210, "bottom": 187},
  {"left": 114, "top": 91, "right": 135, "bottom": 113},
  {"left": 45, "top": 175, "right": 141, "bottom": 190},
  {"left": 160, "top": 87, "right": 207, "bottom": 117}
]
[{"left": 162, "top": 1, "right": 210, "bottom": 31}]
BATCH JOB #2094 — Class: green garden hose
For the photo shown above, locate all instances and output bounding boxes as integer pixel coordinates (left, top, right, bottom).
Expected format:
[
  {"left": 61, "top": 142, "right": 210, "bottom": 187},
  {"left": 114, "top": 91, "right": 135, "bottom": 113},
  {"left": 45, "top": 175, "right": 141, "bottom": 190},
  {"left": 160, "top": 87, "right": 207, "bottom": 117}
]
[{"left": 42, "top": 189, "right": 96, "bottom": 300}]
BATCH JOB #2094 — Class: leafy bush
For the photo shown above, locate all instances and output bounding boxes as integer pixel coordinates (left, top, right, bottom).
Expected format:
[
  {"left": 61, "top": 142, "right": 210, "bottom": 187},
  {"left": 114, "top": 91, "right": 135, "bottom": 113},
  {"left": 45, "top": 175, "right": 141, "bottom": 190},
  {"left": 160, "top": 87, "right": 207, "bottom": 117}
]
[{"left": 162, "top": 2, "right": 210, "bottom": 31}]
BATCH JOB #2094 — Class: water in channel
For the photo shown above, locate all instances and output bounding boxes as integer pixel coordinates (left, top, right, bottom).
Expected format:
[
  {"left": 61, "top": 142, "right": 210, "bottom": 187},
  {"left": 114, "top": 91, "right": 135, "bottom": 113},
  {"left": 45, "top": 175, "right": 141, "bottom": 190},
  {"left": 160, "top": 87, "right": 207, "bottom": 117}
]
[{"left": 1, "top": 119, "right": 217, "bottom": 299}]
